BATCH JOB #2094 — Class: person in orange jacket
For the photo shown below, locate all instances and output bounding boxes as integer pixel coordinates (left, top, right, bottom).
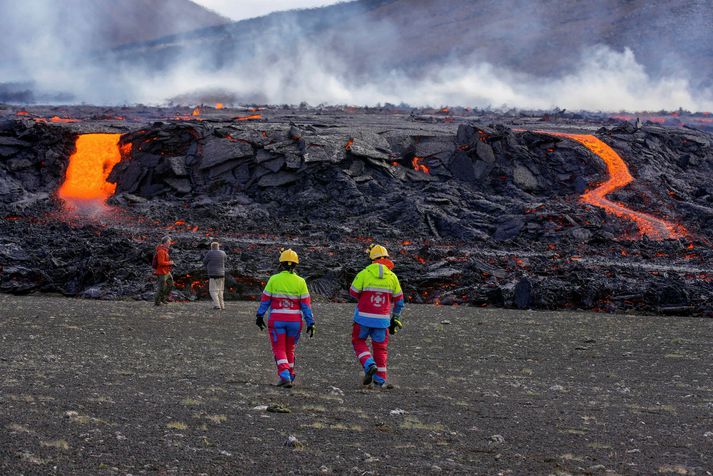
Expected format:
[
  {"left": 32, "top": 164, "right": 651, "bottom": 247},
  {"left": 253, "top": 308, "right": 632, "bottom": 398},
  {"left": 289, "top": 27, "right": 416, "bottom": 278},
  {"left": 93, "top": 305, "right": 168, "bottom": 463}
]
[{"left": 153, "top": 236, "right": 175, "bottom": 306}]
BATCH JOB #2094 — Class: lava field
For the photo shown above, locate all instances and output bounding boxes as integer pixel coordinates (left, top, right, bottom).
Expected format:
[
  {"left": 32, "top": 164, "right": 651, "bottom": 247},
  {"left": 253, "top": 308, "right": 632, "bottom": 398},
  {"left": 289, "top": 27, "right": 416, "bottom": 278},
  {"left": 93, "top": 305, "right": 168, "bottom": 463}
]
[{"left": 0, "top": 105, "right": 712, "bottom": 316}]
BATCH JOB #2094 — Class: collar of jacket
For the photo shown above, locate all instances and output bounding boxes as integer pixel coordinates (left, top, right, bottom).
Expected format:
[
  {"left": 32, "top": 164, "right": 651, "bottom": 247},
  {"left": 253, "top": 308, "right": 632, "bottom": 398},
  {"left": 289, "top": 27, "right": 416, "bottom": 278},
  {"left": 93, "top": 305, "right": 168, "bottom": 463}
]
[{"left": 373, "top": 257, "right": 394, "bottom": 270}]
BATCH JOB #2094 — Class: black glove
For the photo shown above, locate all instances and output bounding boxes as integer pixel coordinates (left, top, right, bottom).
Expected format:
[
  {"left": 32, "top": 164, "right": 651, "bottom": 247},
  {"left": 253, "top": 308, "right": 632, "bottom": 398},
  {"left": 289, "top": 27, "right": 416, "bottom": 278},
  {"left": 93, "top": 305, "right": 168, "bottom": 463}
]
[
  {"left": 389, "top": 315, "right": 403, "bottom": 335},
  {"left": 306, "top": 324, "right": 316, "bottom": 338},
  {"left": 256, "top": 313, "right": 266, "bottom": 331}
]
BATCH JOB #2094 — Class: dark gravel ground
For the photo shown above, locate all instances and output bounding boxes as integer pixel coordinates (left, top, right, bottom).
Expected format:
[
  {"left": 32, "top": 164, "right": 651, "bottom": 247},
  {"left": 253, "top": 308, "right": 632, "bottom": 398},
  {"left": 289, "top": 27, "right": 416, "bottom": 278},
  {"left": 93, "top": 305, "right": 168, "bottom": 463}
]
[{"left": 1, "top": 295, "right": 712, "bottom": 475}]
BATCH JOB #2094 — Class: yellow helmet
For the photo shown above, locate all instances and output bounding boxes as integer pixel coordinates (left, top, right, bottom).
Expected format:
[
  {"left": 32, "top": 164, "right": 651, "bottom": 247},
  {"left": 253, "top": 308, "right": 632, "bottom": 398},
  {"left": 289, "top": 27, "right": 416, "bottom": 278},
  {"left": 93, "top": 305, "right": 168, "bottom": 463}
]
[
  {"left": 279, "top": 248, "right": 299, "bottom": 264},
  {"left": 368, "top": 244, "right": 389, "bottom": 260}
]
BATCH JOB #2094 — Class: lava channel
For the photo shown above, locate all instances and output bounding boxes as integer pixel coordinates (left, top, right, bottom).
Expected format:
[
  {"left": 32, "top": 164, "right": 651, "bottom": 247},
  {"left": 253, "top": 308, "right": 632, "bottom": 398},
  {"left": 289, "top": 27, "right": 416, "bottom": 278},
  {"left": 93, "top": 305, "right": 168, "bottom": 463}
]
[
  {"left": 58, "top": 133, "right": 127, "bottom": 204},
  {"left": 548, "top": 132, "right": 685, "bottom": 240}
]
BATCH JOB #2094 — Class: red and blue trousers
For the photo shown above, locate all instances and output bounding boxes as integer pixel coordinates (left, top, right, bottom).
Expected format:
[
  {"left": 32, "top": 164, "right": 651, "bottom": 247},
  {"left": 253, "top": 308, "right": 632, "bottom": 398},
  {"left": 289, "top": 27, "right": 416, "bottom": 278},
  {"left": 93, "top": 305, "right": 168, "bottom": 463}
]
[
  {"left": 352, "top": 323, "right": 389, "bottom": 384},
  {"left": 269, "top": 320, "right": 302, "bottom": 382}
]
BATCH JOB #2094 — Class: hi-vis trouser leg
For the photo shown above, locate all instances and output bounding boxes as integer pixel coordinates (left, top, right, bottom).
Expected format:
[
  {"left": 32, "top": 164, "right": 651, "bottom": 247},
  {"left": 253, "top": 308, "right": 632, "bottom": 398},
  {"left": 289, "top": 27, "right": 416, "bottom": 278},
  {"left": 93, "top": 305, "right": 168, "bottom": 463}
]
[
  {"left": 285, "top": 334, "right": 299, "bottom": 379},
  {"left": 269, "top": 320, "right": 302, "bottom": 381},
  {"left": 352, "top": 324, "right": 389, "bottom": 384}
]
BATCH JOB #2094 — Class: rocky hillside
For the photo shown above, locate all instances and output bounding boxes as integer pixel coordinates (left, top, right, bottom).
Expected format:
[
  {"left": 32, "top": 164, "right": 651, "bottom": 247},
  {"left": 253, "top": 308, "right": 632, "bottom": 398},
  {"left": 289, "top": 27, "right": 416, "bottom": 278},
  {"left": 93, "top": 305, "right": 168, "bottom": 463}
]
[
  {"left": 0, "top": 0, "right": 228, "bottom": 60},
  {"left": 110, "top": 0, "right": 712, "bottom": 84}
]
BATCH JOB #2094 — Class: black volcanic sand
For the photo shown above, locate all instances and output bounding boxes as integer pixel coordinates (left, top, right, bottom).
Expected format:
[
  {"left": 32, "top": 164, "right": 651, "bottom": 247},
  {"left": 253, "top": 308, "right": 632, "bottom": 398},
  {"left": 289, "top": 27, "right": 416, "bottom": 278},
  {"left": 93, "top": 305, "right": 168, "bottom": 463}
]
[{"left": 1, "top": 295, "right": 712, "bottom": 474}]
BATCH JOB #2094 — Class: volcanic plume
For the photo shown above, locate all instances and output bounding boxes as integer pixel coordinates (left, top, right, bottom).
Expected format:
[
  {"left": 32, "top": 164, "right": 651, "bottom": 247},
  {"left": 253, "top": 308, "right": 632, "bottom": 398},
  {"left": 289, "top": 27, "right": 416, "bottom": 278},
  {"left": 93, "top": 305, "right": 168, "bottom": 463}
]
[{"left": 1, "top": 0, "right": 712, "bottom": 109}]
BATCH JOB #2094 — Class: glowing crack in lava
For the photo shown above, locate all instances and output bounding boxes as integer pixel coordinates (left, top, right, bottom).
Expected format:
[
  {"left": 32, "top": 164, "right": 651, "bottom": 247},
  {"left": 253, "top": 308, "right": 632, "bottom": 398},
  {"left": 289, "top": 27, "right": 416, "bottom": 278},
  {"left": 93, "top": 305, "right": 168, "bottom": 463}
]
[
  {"left": 412, "top": 156, "right": 430, "bottom": 174},
  {"left": 58, "top": 134, "right": 126, "bottom": 204},
  {"left": 547, "top": 132, "right": 685, "bottom": 240}
]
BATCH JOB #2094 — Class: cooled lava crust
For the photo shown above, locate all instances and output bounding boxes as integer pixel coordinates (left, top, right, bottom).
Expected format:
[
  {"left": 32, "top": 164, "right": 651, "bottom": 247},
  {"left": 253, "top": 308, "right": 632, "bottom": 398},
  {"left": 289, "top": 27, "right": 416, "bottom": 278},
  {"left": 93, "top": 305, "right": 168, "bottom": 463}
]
[{"left": 0, "top": 105, "right": 712, "bottom": 316}]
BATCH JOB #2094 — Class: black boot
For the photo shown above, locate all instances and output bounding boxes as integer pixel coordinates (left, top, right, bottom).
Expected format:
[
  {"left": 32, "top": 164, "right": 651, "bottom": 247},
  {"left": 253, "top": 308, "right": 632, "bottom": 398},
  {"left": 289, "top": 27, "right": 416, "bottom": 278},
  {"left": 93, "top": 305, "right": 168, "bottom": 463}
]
[{"left": 363, "top": 364, "right": 377, "bottom": 385}]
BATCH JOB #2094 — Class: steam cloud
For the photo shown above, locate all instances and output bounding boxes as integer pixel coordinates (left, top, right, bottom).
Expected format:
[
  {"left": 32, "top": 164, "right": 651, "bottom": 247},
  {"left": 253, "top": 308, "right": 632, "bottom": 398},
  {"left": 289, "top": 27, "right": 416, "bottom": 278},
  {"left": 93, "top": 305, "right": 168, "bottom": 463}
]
[{"left": 2, "top": 1, "right": 711, "bottom": 111}]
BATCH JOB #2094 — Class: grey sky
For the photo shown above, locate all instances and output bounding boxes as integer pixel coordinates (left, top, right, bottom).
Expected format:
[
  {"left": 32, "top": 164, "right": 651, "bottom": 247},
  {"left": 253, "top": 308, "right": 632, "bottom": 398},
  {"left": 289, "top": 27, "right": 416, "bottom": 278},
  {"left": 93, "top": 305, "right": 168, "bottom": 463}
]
[{"left": 192, "top": 0, "right": 344, "bottom": 21}]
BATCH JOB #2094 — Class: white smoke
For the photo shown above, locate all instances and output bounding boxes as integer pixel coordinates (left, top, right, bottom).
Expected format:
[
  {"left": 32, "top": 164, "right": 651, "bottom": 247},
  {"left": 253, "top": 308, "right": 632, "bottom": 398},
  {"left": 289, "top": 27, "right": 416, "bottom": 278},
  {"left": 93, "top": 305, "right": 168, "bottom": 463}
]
[
  {"left": 118, "top": 44, "right": 713, "bottom": 111},
  {"left": 1, "top": 1, "right": 712, "bottom": 112}
]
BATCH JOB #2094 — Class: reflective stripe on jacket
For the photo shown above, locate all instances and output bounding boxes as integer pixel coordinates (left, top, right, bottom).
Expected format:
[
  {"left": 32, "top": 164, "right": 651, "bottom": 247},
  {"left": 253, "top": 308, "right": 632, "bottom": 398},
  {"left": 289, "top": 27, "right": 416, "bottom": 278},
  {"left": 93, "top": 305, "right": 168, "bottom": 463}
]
[
  {"left": 257, "top": 271, "right": 314, "bottom": 325},
  {"left": 350, "top": 263, "right": 404, "bottom": 328}
]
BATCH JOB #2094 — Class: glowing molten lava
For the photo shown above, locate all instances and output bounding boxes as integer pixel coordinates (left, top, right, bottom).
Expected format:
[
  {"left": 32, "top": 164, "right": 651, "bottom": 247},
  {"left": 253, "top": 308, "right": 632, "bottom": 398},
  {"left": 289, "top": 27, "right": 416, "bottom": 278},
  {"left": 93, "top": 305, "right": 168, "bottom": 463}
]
[
  {"left": 58, "top": 134, "right": 126, "bottom": 201},
  {"left": 215, "top": 103, "right": 224, "bottom": 109},
  {"left": 234, "top": 114, "right": 262, "bottom": 121},
  {"left": 344, "top": 138, "right": 354, "bottom": 151},
  {"left": 548, "top": 132, "right": 685, "bottom": 240},
  {"left": 412, "top": 156, "right": 430, "bottom": 174},
  {"left": 50, "top": 116, "right": 80, "bottom": 123},
  {"left": 192, "top": 107, "right": 201, "bottom": 116}
]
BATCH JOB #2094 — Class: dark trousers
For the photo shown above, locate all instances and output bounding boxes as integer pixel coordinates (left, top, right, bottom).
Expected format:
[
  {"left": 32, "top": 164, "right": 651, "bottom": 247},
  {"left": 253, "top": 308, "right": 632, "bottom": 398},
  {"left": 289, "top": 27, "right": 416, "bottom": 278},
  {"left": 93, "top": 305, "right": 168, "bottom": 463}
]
[{"left": 155, "top": 273, "right": 174, "bottom": 304}]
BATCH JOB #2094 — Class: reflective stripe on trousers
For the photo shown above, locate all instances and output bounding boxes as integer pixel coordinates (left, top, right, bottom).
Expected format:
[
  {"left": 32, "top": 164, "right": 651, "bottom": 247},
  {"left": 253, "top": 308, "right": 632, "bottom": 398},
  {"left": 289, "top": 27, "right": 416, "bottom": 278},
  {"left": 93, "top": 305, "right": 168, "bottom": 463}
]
[
  {"left": 351, "top": 323, "right": 389, "bottom": 383},
  {"left": 269, "top": 320, "right": 302, "bottom": 379}
]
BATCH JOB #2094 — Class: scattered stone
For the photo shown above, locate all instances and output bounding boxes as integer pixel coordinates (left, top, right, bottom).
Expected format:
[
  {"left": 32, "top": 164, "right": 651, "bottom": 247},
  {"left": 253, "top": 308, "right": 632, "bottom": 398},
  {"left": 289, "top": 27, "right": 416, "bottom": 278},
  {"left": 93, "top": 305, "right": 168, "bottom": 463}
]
[
  {"left": 284, "top": 435, "right": 303, "bottom": 449},
  {"left": 328, "top": 386, "right": 344, "bottom": 396},
  {"left": 513, "top": 164, "right": 538, "bottom": 191},
  {"left": 363, "top": 453, "right": 380, "bottom": 463},
  {"left": 657, "top": 464, "right": 692, "bottom": 475},
  {"left": 267, "top": 404, "right": 291, "bottom": 413},
  {"left": 489, "top": 434, "right": 505, "bottom": 444}
]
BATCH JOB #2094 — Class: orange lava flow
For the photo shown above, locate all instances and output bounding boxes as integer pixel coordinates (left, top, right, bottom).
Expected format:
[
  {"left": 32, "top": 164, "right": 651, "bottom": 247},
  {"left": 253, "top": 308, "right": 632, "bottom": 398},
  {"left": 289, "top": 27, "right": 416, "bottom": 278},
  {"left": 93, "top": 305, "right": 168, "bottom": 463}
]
[
  {"left": 50, "top": 116, "right": 80, "bottom": 123},
  {"left": 548, "top": 132, "right": 685, "bottom": 240},
  {"left": 58, "top": 134, "right": 125, "bottom": 201},
  {"left": 234, "top": 114, "right": 262, "bottom": 121},
  {"left": 412, "top": 156, "right": 430, "bottom": 174},
  {"left": 215, "top": 103, "right": 224, "bottom": 109}
]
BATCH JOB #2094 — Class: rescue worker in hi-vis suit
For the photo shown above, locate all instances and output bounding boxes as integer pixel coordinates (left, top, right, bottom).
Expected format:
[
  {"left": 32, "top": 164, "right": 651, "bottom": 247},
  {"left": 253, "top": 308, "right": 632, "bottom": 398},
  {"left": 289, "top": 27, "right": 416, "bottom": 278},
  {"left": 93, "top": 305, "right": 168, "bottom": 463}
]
[
  {"left": 350, "top": 244, "right": 405, "bottom": 387},
  {"left": 256, "top": 249, "right": 315, "bottom": 387}
]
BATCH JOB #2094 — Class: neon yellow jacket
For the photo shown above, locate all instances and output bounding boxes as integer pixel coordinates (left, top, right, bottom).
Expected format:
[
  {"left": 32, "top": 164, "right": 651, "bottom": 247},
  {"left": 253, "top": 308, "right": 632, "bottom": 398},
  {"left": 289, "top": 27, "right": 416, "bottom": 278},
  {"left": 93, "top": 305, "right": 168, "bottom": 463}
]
[
  {"left": 350, "top": 263, "right": 404, "bottom": 328},
  {"left": 257, "top": 271, "right": 314, "bottom": 325}
]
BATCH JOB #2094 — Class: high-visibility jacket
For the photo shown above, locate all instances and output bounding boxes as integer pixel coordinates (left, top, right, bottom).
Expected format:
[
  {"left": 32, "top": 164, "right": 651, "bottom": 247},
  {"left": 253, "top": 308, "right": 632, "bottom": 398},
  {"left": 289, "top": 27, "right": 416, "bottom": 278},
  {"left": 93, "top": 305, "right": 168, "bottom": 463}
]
[
  {"left": 257, "top": 271, "right": 314, "bottom": 326},
  {"left": 350, "top": 263, "right": 405, "bottom": 328}
]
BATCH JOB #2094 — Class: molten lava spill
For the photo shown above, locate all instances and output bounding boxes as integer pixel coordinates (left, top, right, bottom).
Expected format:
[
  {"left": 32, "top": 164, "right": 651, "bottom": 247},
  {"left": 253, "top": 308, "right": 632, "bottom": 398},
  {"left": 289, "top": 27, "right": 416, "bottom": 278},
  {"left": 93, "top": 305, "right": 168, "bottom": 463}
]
[
  {"left": 548, "top": 132, "right": 685, "bottom": 240},
  {"left": 412, "top": 156, "right": 430, "bottom": 174},
  {"left": 215, "top": 103, "right": 224, "bottom": 109},
  {"left": 49, "top": 116, "right": 80, "bottom": 123},
  {"left": 234, "top": 114, "right": 263, "bottom": 121},
  {"left": 58, "top": 134, "right": 126, "bottom": 202}
]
